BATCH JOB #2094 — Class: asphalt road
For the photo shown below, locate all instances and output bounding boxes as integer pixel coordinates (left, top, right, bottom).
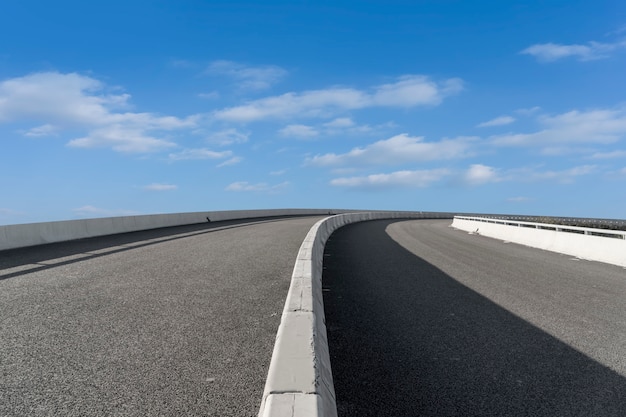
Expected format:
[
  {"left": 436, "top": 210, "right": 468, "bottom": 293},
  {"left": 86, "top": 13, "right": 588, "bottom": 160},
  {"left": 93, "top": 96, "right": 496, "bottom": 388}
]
[
  {"left": 323, "top": 219, "right": 626, "bottom": 416},
  {"left": 0, "top": 216, "right": 323, "bottom": 417}
]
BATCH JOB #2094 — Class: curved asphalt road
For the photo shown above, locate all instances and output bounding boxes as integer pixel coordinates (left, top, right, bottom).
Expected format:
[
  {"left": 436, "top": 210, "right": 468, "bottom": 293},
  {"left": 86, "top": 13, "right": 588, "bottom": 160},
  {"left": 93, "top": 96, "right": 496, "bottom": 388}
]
[
  {"left": 323, "top": 219, "right": 626, "bottom": 416},
  {"left": 0, "top": 216, "right": 324, "bottom": 417}
]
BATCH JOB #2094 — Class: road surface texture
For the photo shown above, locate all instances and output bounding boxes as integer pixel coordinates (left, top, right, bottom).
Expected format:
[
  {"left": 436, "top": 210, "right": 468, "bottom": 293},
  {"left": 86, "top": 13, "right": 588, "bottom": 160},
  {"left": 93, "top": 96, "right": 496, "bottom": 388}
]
[
  {"left": 323, "top": 219, "right": 626, "bottom": 416},
  {"left": 0, "top": 216, "right": 324, "bottom": 417}
]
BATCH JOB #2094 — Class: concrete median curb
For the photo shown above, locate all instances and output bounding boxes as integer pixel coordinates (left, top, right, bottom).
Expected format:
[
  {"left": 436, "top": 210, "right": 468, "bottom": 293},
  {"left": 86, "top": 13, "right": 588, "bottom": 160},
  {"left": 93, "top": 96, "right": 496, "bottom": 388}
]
[{"left": 258, "top": 211, "right": 454, "bottom": 417}]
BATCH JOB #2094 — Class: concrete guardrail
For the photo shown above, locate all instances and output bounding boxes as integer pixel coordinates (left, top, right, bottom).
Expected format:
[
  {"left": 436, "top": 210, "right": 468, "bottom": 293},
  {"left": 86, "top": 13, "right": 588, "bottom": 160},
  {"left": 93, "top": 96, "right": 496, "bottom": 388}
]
[
  {"left": 0, "top": 209, "right": 348, "bottom": 251},
  {"left": 452, "top": 216, "right": 626, "bottom": 268},
  {"left": 258, "top": 211, "right": 454, "bottom": 417}
]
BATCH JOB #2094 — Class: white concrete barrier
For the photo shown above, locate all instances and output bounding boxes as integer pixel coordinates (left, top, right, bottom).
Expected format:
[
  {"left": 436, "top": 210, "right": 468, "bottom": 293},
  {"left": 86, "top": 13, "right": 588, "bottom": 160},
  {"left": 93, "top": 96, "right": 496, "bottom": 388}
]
[
  {"left": 259, "top": 211, "right": 453, "bottom": 417},
  {"left": 452, "top": 216, "right": 626, "bottom": 268},
  {"left": 0, "top": 209, "right": 343, "bottom": 251}
]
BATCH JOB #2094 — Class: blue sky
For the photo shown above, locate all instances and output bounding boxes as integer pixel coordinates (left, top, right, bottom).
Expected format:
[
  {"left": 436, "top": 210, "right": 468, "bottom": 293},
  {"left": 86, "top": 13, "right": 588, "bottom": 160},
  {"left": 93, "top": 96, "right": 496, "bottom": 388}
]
[{"left": 1, "top": 0, "right": 626, "bottom": 225}]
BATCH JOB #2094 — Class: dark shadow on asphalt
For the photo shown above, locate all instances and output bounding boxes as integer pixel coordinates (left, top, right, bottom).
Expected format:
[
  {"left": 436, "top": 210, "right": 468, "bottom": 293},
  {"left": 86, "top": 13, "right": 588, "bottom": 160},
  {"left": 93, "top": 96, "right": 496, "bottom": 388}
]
[
  {"left": 0, "top": 216, "right": 318, "bottom": 281},
  {"left": 322, "top": 220, "right": 626, "bottom": 416}
]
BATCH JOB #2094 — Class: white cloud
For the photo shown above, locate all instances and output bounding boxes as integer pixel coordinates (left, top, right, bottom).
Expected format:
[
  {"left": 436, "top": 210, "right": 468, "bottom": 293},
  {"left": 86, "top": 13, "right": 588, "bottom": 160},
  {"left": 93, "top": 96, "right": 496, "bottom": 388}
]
[
  {"left": 321, "top": 117, "right": 378, "bottom": 136},
  {"left": 279, "top": 124, "right": 319, "bottom": 138},
  {"left": 590, "top": 150, "right": 626, "bottom": 159},
  {"left": 143, "top": 183, "right": 177, "bottom": 191},
  {"left": 213, "top": 75, "right": 463, "bottom": 122},
  {"left": 168, "top": 148, "right": 232, "bottom": 161},
  {"left": 464, "top": 164, "right": 500, "bottom": 185},
  {"left": 330, "top": 169, "right": 450, "bottom": 189},
  {"left": 0, "top": 71, "right": 199, "bottom": 153},
  {"left": 217, "top": 156, "right": 243, "bottom": 167},
  {"left": 68, "top": 126, "right": 177, "bottom": 153},
  {"left": 371, "top": 76, "right": 462, "bottom": 107},
  {"left": 307, "top": 133, "right": 475, "bottom": 167},
  {"left": 206, "top": 128, "right": 249, "bottom": 145},
  {"left": 214, "top": 88, "right": 366, "bottom": 122},
  {"left": 72, "top": 205, "right": 140, "bottom": 218},
  {"left": 0, "top": 72, "right": 124, "bottom": 124},
  {"left": 270, "top": 169, "right": 287, "bottom": 176},
  {"left": 22, "top": 123, "right": 59, "bottom": 137},
  {"left": 477, "top": 115, "right": 515, "bottom": 128},
  {"left": 225, "top": 181, "right": 289, "bottom": 193},
  {"left": 323, "top": 117, "right": 355, "bottom": 128},
  {"left": 323, "top": 162, "right": 596, "bottom": 190},
  {"left": 539, "top": 146, "right": 591, "bottom": 156},
  {"left": 206, "top": 60, "right": 287, "bottom": 91},
  {"left": 521, "top": 39, "right": 626, "bottom": 62},
  {"left": 491, "top": 108, "right": 626, "bottom": 147},
  {"left": 515, "top": 106, "right": 541, "bottom": 116}
]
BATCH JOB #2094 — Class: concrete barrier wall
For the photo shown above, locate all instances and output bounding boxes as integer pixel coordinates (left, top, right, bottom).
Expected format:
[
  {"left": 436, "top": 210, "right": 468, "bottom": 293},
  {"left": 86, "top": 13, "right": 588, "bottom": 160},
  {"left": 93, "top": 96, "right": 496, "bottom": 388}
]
[
  {"left": 258, "top": 211, "right": 454, "bottom": 417},
  {"left": 0, "top": 209, "right": 344, "bottom": 251},
  {"left": 452, "top": 217, "right": 626, "bottom": 268}
]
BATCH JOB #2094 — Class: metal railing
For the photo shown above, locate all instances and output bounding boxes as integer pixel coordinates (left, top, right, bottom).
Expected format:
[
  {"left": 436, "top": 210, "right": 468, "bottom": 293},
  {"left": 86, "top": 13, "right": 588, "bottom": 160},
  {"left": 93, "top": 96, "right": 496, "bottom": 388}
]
[
  {"left": 461, "top": 213, "right": 626, "bottom": 232},
  {"left": 455, "top": 215, "right": 626, "bottom": 240}
]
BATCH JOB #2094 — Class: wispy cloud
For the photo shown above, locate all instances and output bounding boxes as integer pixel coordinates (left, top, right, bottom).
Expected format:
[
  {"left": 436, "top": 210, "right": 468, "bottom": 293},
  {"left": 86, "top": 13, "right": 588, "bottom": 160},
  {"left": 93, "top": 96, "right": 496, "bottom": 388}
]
[
  {"left": 515, "top": 106, "right": 541, "bottom": 116},
  {"left": 279, "top": 124, "right": 319, "bottom": 138},
  {"left": 329, "top": 162, "right": 596, "bottom": 191},
  {"left": 477, "top": 115, "right": 515, "bottom": 128},
  {"left": 590, "top": 150, "right": 626, "bottom": 159},
  {"left": 323, "top": 117, "right": 355, "bottom": 128},
  {"left": 206, "top": 60, "right": 287, "bottom": 91},
  {"left": 0, "top": 72, "right": 199, "bottom": 153},
  {"left": 69, "top": 126, "right": 178, "bottom": 153},
  {"left": 217, "top": 156, "right": 243, "bottom": 167},
  {"left": 307, "top": 133, "right": 475, "bottom": 167},
  {"left": 168, "top": 148, "right": 233, "bottom": 161},
  {"left": 22, "top": 123, "right": 59, "bottom": 137},
  {"left": 213, "top": 75, "right": 463, "bottom": 122},
  {"left": 278, "top": 117, "right": 381, "bottom": 140},
  {"left": 143, "top": 183, "right": 178, "bottom": 191},
  {"left": 205, "top": 128, "right": 249, "bottom": 145},
  {"left": 225, "top": 181, "right": 289, "bottom": 193},
  {"left": 197, "top": 91, "right": 220, "bottom": 100},
  {"left": 330, "top": 169, "right": 450, "bottom": 189},
  {"left": 521, "top": 39, "right": 626, "bottom": 62},
  {"left": 491, "top": 107, "right": 626, "bottom": 147}
]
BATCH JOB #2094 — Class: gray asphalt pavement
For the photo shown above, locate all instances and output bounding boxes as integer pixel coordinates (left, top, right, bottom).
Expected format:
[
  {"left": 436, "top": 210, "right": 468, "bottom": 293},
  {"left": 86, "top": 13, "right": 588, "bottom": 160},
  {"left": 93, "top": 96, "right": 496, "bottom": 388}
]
[
  {"left": 323, "top": 219, "right": 626, "bottom": 416},
  {"left": 0, "top": 216, "right": 324, "bottom": 417}
]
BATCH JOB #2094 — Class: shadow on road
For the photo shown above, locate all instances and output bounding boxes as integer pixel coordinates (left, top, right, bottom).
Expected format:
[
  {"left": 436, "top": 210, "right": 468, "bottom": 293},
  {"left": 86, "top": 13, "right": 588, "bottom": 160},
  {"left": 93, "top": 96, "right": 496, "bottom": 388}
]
[
  {"left": 0, "top": 216, "right": 311, "bottom": 281},
  {"left": 323, "top": 220, "right": 626, "bottom": 416}
]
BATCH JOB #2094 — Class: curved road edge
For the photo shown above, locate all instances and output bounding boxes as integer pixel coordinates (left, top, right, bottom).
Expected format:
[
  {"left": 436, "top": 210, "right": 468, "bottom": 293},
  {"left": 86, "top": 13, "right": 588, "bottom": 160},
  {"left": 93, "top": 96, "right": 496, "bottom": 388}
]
[{"left": 258, "top": 211, "right": 454, "bottom": 417}]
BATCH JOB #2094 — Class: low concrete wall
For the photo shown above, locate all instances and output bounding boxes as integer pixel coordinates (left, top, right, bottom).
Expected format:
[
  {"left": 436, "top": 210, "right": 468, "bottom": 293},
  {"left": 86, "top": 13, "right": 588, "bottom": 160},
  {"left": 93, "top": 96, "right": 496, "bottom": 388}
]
[
  {"left": 452, "top": 216, "right": 626, "bottom": 268},
  {"left": 0, "top": 209, "right": 341, "bottom": 251},
  {"left": 258, "top": 211, "right": 453, "bottom": 417}
]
